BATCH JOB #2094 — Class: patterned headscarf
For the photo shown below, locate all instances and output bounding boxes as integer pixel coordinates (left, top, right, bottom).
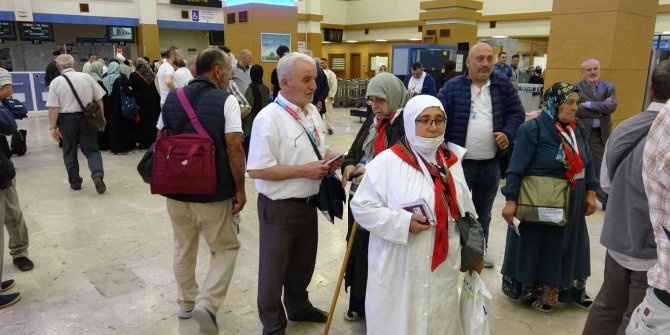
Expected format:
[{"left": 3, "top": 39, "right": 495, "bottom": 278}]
[
  {"left": 540, "top": 82, "right": 579, "bottom": 122},
  {"left": 134, "top": 57, "right": 155, "bottom": 84}
]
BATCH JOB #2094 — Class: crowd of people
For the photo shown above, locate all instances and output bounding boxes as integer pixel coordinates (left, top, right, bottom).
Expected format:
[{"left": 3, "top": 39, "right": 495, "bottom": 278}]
[{"left": 0, "top": 40, "right": 668, "bottom": 335}]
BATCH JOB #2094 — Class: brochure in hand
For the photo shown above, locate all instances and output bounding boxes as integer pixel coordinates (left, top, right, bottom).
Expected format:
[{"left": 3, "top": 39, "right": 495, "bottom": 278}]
[{"left": 401, "top": 198, "right": 436, "bottom": 226}]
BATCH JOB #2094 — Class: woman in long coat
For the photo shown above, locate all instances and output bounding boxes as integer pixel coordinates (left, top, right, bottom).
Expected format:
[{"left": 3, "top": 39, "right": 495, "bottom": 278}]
[
  {"left": 128, "top": 58, "right": 161, "bottom": 149},
  {"left": 101, "top": 62, "right": 134, "bottom": 154}
]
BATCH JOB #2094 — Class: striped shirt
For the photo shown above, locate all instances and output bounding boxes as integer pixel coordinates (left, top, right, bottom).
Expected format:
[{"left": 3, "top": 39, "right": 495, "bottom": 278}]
[
  {"left": 642, "top": 101, "right": 670, "bottom": 292},
  {"left": 0, "top": 67, "right": 11, "bottom": 87}
]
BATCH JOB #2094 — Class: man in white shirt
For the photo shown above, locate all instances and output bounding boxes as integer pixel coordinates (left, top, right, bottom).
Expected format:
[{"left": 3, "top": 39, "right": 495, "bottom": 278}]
[
  {"left": 46, "top": 54, "right": 107, "bottom": 193},
  {"left": 173, "top": 59, "right": 194, "bottom": 89},
  {"left": 320, "top": 58, "right": 338, "bottom": 135},
  {"left": 247, "top": 52, "right": 343, "bottom": 335},
  {"left": 81, "top": 53, "right": 97, "bottom": 76},
  {"left": 232, "top": 49, "right": 252, "bottom": 96},
  {"left": 403, "top": 62, "right": 437, "bottom": 97},
  {"left": 156, "top": 46, "right": 180, "bottom": 107}
]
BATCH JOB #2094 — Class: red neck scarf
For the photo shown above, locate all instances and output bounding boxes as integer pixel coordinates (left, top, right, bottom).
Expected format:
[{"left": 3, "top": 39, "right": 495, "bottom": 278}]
[
  {"left": 373, "top": 112, "right": 395, "bottom": 157},
  {"left": 554, "top": 121, "right": 584, "bottom": 190},
  {"left": 391, "top": 137, "right": 460, "bottom": 271}
]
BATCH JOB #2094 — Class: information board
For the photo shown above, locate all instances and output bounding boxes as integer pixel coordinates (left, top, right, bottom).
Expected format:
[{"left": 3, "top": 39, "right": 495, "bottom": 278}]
[
  {"left": 0, "top": 21, "right": 16, "bottom": 41},
  {"left": 19, "top": 22, "right": 54, "bottom": 41}
]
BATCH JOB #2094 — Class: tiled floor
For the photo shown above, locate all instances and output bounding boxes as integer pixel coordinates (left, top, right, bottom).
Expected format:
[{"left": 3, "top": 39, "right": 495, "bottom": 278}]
[{"left": 0, "top": 109, "right": 607, "bottom": 334}]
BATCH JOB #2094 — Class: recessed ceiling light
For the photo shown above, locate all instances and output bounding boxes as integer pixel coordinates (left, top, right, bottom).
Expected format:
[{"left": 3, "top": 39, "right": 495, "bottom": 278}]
[
  {"left": 492, "top": 35, "right": 508, "bottom": 38},
  {"left": 408, "top": 38, "right": 422, "bottom": 41},
  {"left": 322, "top": 41, "right": 332, "bottom": 44},
  {"left": 375, "top": 39, "right": 388, "bottom": 42},
  {"left": 345, "top": 40, "right": 358, "bottom": 43}
]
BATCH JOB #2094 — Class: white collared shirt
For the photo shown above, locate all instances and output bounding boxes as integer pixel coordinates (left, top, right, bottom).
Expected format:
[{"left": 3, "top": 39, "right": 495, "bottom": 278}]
[
  {"left": 247, "top": 92, "right": 328, "bottom": 200},
  {"left": 408, "top": 72, "right": 426, "bottom": 95},
  {"left": 46, "top": 68, "right": 105, "bottom": 113},
  {"left": 464, "top": 79, "right": 497, "bottom": 160},
  {"left": 157, "top": 61, "right": 175, "bottom": 106}
]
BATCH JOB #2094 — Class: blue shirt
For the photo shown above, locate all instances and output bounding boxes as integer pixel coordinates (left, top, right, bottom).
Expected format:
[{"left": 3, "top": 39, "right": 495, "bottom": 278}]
[{"left": 494, "top": 63, "right": 513, "bottom": 79}]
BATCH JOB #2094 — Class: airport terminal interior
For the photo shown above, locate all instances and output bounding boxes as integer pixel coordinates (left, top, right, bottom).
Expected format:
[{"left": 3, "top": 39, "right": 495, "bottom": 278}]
[{"left": 0, "top": 0, "right": 669, "bottom": 334}]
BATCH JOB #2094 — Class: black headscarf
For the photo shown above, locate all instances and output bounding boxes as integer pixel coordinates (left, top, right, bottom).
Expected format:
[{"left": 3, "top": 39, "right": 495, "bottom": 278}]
[{"left": 249, "top": 64, "right": 264, "bottom": 116}]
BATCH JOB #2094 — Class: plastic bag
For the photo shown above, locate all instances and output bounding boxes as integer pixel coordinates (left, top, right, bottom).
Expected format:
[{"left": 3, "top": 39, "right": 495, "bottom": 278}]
[{"left": 460, "top": 272, "right": 492, "bottom": 335}]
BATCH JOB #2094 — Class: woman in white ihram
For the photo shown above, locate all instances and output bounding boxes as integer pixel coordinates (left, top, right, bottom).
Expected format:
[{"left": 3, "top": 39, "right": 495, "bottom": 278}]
[{"left": 350, "top": 95, "right": 478, "bottom": 334}]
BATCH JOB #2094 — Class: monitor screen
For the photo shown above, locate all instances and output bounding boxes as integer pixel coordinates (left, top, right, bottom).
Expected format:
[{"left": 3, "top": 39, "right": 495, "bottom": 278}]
[
  {"left": 0, "top": 21, "right": 16, "bottom": 40},
  {"left": 209, "top": 30, "right": 224, "bottom": 46},
  {"left": 323, "top": 28, "right": 343, "bottom": 43},
  {"left": 19, "top": 22, "right": 54, "bottom": 41},
  {"left": 107, "top": 26, "right": 135, "bottom": 43}
]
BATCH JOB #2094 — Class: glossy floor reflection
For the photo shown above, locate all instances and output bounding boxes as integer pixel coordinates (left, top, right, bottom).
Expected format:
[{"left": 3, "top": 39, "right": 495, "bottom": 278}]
[{"left": 0, "top": 110, "right": 606, "bottom": 334}]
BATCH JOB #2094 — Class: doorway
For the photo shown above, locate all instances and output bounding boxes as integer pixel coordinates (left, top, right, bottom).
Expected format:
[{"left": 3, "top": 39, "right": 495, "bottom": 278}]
[{"left": 350, "top": 53, "right": 361, "bottom": 78}]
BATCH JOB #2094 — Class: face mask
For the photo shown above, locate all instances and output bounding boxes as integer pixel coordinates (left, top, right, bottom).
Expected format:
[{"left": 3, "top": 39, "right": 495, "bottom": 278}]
[{"left": 413, "top": 135, "right": 444, "bottom": 161}]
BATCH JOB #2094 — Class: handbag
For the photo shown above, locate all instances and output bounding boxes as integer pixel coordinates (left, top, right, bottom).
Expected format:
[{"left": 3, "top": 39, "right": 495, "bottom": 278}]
[
  {"left": 455, "top": 212, "right": 486, "bottom": 272},
  {"left": 459, "top": 272, "right": 492, "bottom": 335},
  {"left": 516, "top": 175, "right": 570, "bottom": 226},
  {"left": 0, "top": 106, "right": 17, "bottom": 136},
  {"left": 2, "top": 98, "right": 28, "bottom": 119},
  {"left": 120, "top": 91, "right": 140, "bottom": 119},
  {"left": 150, "top": 88, "right": 216, "bottom": 196},
  {"left": 62, "top": 74, "right": 105, "bottom": 130},
  {"left": 137, "top": 143, "right": 154, "bottom": 184}
]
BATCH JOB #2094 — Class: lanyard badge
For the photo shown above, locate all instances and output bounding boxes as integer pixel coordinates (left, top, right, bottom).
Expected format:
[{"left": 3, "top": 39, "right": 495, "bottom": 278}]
[{"left": 276, "top": 99, "right": 321, "bottom": 146}]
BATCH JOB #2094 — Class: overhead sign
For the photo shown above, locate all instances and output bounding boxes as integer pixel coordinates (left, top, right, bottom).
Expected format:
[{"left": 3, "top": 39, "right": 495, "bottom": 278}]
[
  {"left": 0, "top": 21, "right": 16, "bottom": 41},
  {"left": 19, "top": 22, "right": 54, "bottom": 41},
  {"left": 192, "top": 9, "right": 216, "bottom": 23},
  {"left": 170, "top": 0, "right": 222, "bottom": 8}
]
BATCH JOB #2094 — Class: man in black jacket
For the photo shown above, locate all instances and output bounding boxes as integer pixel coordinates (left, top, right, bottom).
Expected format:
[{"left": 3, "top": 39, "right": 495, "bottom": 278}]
[
  {"left": 303, "top": 51, "right": 329, "bottom": 115},
  {"left": 160, "top": 48, "right": 246, "bottom": 335}
]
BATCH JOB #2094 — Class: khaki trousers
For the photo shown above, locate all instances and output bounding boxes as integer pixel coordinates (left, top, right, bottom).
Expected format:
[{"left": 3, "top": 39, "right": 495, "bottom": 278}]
[
  {"left": 4, "top": 179, "right": 28, "bottom": 259},
  {"left": 324, "top": 98, "right": 335, "bottom": 130},
  {"left": 166, "top": 198, "right": 240, "bottom": 313}
]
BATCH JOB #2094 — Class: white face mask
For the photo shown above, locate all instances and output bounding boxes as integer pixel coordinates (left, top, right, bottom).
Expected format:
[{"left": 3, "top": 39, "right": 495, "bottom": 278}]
[{"left": 413, "top": 135, "right": 444, "bottom": 162}]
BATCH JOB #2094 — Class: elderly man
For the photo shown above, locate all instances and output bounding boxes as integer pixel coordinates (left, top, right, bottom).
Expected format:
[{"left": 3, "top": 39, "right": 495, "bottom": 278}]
[
  {"left": 583, "top": 60, "right": 669, "bottom": 335},
  {"left": 160, "top": 48, "right": 246, "bottom": 335},
  {"left": 248, "top": 52, "right": 343, "bottom": 335},
  {"left": 46, "top": 54, "right": 107, "bottom": 193},
  {"left": 625, "top": 100, "right": 670, "bottom": 335},
  {"left": 232, "top": 49, "right": 252, "bottom": 96},
  {"left": 403, "top": 62, "right": 437, "bottom": 97},
  {"left": 575, "top": 59, "right": 617, "bottom": 210},
  {"left": 437, "top": 43, "right": 525, "bottom": 268}
]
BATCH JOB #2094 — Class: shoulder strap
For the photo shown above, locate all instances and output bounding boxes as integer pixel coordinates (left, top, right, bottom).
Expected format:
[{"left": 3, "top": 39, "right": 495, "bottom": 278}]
[
  {"left": 62, "top": 74, "right": 86, "bottom": 111},
  {"left": 175, "top": 88, "right": 212, "bottom": 141},
  {"left": 610, "top": 127, "right": 651, "bottom": 180},
  {"left": 306, "top": 127, "right": 323, "bottom": 161}
]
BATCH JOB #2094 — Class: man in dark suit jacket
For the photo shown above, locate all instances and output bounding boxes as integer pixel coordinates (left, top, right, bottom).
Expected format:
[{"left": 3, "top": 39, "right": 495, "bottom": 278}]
[
  {"left": 311, "top": 55, "right": 329, "bottom": 116},
  {"left": 575, "top": 59, "right": 617, "bottom": 210}
]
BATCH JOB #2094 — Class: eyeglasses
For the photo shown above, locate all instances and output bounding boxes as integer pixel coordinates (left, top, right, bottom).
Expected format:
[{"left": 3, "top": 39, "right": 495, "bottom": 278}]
[
  {"left": 415, "top": 118, "right": 447, "bottom": 127},
  {"left": 366, "top": 97, "right": 386, "bottom": 106}
]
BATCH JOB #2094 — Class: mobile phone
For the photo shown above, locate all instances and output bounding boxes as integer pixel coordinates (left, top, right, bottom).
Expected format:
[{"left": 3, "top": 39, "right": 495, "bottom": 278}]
[{"left": 326, "top": 151, "right": 348, "bottom": 165}]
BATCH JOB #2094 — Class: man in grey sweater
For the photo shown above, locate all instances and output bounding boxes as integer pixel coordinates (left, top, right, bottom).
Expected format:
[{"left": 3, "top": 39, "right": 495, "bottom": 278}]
[{"left": 582, "top": 60, "right": 670, "bottom": 335}]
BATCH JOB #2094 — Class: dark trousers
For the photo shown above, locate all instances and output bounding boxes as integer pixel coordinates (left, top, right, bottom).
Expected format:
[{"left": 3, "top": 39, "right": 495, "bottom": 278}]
[
  {"left": 58, "top": 113, "right": 104, "bottom": 187},
  {"left": 462, "top": 158, "right": 501, "bottom": 246},
  {"left": 257, "top": 194, "right": 319, "bottom": 335},
  {"left": 583, "top": 252, "right": 648, "bottom": 335},
  {"left": 588, "top": 128, "right": 607, "bottom": 206}
]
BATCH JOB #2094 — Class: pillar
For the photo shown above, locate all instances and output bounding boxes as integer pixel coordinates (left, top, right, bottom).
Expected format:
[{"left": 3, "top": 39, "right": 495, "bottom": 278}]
[
  {"left": 419, "top": 0, "right": 481, "bottom": 47},
  {"left": 137, "top": 0, "right": 159, "bottom": 60},
  {"left": 224, "top": 3, "right": 298, "bottom": 85},
  {"left": 545, "top": 0, "right": 658, "bottom": 125}
]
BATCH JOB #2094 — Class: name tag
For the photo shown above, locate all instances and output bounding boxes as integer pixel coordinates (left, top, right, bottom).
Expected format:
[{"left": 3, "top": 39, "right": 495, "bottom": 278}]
[
  {"left": 538, "top": 207, "right": 564, "bottom": 224},
  {"left": 574, "top": 170, "right": 585, "bottom": 180}
]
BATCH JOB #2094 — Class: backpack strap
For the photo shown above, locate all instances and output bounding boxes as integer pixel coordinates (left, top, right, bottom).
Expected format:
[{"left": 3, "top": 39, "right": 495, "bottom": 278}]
[{"left": 176, "top": 88, "right": 212, "bottom": 141}]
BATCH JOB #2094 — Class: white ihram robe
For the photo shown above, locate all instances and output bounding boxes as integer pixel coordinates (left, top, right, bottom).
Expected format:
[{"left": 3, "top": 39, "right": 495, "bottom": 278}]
[{"left": 350, "top": 144, "right": 476, "bottom": 335}]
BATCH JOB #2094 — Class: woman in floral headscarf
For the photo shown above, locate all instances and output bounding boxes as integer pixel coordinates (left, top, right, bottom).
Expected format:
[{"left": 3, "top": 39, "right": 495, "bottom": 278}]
[{"left": 500, "top": 82, "right": 599, "bottom": 313}]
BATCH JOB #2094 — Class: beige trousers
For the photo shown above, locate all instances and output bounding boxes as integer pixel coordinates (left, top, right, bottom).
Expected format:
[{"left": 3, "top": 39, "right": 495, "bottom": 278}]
[
  {"left": 166, "top": 198, "right": 240, "bottom": 313},
  {"left": 324, "top": 98, "right": 335, "bottom": 130}
]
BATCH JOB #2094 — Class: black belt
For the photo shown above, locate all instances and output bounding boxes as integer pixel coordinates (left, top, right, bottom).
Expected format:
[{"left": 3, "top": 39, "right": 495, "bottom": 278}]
[
  {"left": 260, "top": 193, "right": 319, "bottom": 207},
  {"left": 654, "top": 288, "right": 670, "bottom": 307}
]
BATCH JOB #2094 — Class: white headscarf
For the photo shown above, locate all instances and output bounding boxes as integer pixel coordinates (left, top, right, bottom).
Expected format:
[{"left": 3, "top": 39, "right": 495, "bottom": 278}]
[{"left": 403, "top": 95, "right": 447, "bottom": 182}]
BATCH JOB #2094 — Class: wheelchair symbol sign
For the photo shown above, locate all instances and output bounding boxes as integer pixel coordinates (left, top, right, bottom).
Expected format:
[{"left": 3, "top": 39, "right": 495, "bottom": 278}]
[{"left": 192, "top": 10, "right": 200, "bottom": 22}]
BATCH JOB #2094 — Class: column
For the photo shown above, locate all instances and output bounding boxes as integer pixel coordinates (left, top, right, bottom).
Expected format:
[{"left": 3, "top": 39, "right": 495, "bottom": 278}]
[
  {"left": 545, "top": 0, "right": 658, "bottom": 124},
  {"left": 136, "top": 0, "right": 160, "bottom": 60},
  {"left": 224, "top": 3, "right": 298, "bottom": 85},
  {"left": 419, "top": 0, "right": 481, "bottom": 47}
]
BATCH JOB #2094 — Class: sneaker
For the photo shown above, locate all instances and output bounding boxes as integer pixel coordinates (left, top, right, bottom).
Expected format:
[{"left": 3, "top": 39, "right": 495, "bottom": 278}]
[
  {"left": 343, "top": 310, "right": 363, "bottom": 321},
  {"left": 0, "top": 292, "right": 21, "bottom": 309},
  {"left": 0, "top": 280, "right": 15, "bottom": 293},
  {"left": 177, "top": 308, "right": 193, "bottom": 319},
  {"left": 70, "top": 184, "right": 82, "bottom": 191},
  {"left": 483, "top": 254, "right": 495, "bottom": 268},
  {"left": 13, "top": 257, "right": 34, "bottom": 271},
  {"left": 288, "top": 306, "right": 328, "bottom": 323},
  {"left": 93, "top": 177, "right": 106, "bottom": 194},
  {"left": 193, "top": 305, "right": 218, "bottom": 335}
]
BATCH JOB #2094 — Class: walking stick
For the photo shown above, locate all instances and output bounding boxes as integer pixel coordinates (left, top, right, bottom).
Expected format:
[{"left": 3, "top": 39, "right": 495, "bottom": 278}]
[{"left": 323, "top": 221, "right": 359, "bottom": 335}]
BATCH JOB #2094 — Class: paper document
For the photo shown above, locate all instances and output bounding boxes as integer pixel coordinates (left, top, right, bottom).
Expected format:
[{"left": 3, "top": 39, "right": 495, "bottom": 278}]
[
  {"left": 401, "top": 198, "right": 436, "bottom": 225},
  {"left": 512, "top": 217, "right": 521, "bottom": 236},
  {"left": 537, "top": 207, "right": 564, "bottom": 223}
]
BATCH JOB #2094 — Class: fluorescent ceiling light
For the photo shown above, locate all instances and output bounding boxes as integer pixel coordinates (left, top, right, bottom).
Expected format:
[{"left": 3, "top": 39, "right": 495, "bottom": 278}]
[
  {"left": 492, "top": 35, "right": 508, "bottom": 38},
  {"left": 408, "top": 38, "right": 422, "bottom": 41},
  {"left": 375, "top": 39, "right": 388, "bottom": 42},
  {"left": 345, "top": 40, "right": 358, "bottom": 43},
  {"left": 663, "top": 31, "right": 670, "bottom": 35},
  {"left": 322, "top": 41, "right": 333, "bottom": 44}
]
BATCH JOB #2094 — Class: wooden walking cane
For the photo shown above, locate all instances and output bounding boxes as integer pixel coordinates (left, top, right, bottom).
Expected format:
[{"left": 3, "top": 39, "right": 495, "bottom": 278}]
[{"left": 323, "top": 221, "right": 359, "bottom": 335}]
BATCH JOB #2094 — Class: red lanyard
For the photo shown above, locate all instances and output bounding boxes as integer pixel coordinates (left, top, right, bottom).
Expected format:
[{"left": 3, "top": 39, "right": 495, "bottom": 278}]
[
  {"left": 276, "top": 99, "right": 321, "bottom": 146},
  {"left": 554, "top": 123, "right": 579, "bottom": 155}
]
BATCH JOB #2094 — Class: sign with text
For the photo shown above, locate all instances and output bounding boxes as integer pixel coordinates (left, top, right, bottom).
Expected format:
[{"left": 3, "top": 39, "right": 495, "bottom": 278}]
[
  {"left": 19, "top": 22, "right": 53, "bottom": 41},
  {"left": 0, "top": 21, "right": 16, "bottom": 41},
  {"left": 192, "top": 9, "right": 215, "bottom": 23},
  {"left": 170, "top": 0, "right": 222, "bottom": 8}
]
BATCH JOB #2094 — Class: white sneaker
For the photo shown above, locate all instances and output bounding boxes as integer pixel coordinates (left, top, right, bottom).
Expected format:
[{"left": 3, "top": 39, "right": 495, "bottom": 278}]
[
  {"left": 483, "top": 254, "right": 495, "bottom": 268},
  {"left": 193, "top": 305, "right": 218, "bottom": 335}
]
